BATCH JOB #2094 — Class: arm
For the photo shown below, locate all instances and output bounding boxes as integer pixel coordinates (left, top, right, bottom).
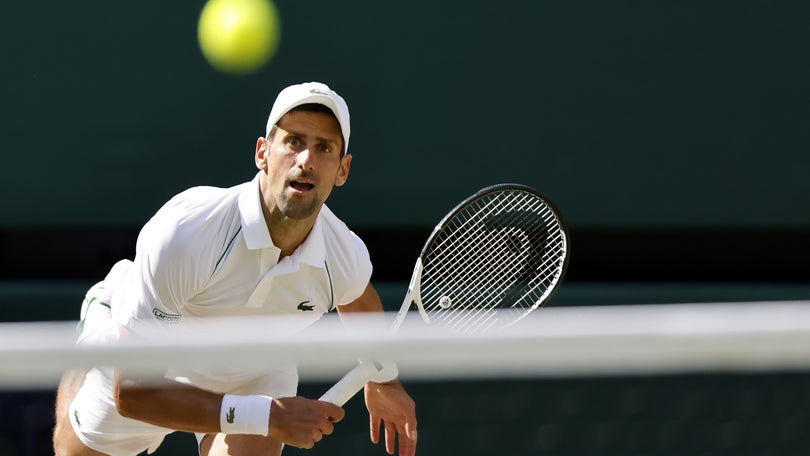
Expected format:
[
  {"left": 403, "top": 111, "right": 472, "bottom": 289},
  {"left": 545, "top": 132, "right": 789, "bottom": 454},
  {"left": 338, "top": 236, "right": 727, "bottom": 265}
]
[
  {"left": 112, "top": 327, "right": 344, "bottom": 449},
  {"left": 112, "top": 369, "right": 221, "bottom": 434},
  {"left": 110, "top": 214, "right": 342, "bottom": 447},
  {"left": 337, "top": 283, "right": 418, "bottom": 456}
]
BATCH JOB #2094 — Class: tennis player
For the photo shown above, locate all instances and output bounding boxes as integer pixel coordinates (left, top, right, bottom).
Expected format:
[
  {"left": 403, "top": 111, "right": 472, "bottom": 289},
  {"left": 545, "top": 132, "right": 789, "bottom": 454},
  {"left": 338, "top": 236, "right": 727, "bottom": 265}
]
[{"left": 52, "top": 82, "right": 417, "bottom": 456}]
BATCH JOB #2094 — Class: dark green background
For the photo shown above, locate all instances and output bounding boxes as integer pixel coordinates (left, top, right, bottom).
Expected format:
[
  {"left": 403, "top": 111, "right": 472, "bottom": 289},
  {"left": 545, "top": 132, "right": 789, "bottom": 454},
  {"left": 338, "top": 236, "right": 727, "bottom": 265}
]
[
  {"left": 3, "top": 0, "right": 808, "bottom": 229},
  {"left": 2, "top": 1, "right": 810, "bottom": 455}
]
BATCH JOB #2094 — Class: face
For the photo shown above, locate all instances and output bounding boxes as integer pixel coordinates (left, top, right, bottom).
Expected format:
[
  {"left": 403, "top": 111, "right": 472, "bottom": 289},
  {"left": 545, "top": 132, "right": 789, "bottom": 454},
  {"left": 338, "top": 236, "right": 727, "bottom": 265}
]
[{"left": 255, "top": 109, "right": 351, "bottom": 221}]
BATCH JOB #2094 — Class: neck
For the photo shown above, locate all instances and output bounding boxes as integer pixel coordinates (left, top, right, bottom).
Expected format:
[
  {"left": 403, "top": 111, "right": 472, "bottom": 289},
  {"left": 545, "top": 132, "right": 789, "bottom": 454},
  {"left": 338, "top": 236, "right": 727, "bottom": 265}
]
[{"left": 264, "top": 212, "right": 315, "bottom": 259}]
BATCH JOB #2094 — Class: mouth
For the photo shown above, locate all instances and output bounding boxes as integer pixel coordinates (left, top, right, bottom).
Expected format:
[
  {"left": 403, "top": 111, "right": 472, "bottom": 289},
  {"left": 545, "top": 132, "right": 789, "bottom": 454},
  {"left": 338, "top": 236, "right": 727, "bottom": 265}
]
[{"left": 289, "top": 179, "right": 315, "bottom": 192}]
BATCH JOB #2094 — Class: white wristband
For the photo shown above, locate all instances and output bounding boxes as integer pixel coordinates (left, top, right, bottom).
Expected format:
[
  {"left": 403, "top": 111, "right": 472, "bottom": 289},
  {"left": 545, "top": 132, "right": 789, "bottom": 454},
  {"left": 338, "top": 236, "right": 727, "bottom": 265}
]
[
  {"left": 370, "top": 360, "right": 399, "bottom": 383},
  {"left": 220, "top": 394, "right": 272, "bottom": 436}
]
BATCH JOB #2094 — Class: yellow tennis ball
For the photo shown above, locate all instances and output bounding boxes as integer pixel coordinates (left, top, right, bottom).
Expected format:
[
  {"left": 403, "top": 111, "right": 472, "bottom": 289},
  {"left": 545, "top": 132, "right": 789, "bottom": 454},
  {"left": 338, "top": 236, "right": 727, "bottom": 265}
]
[{"left": 197, "top": 0, "right": 281, "bottom": 75}]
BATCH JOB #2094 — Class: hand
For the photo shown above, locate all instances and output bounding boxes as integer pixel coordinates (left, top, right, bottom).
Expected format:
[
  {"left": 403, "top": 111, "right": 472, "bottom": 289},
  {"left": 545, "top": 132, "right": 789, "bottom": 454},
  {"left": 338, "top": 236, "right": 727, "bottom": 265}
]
[
  {"left": 364, "top": 380, "right": 418, "bottom": 456},
  {"left": 267, "top": 396, "right": 345, "bottom": 449}
]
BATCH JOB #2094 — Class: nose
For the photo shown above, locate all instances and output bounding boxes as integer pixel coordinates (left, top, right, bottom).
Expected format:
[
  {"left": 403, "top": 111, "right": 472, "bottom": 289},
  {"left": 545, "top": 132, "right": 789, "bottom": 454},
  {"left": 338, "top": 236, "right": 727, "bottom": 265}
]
[{"left": 296, "top": 147, "right": 314, "bottom": 170}]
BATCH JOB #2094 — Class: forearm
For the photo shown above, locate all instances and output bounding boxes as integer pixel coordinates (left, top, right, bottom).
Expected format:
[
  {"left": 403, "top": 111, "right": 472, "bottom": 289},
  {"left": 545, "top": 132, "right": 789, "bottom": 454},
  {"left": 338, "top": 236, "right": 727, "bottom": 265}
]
[
  {"left": 337, "top": 283, "right": 399, "bottom": 384},
  {"left": 113, "top": 371, "right": 222, "bottom": 433},
  {"left": 114, "top": 370, "right": 345, "bottom": 448},
  {"left": 336, "top": 283, "right": 385, "bottom": 316}
]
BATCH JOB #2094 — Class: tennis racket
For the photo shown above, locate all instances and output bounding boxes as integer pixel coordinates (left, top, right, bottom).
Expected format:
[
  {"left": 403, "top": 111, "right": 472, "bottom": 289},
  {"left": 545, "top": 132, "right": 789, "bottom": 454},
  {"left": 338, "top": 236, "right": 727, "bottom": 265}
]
[{"left": 319, "top": 183, "right": 570, "bottom": 405}]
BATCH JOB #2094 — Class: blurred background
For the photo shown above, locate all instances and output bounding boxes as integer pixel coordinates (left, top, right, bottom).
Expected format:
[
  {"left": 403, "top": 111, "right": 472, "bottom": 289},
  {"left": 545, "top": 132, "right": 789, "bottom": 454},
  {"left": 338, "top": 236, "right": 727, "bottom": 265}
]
[{"left": 2, "top": 0, "right": 809, "bottom": 454}]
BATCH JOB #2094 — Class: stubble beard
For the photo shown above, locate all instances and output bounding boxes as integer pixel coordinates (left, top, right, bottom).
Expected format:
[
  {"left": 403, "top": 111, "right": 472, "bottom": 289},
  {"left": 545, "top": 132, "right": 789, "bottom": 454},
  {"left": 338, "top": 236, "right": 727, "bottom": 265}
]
[{"left": 276, "top": 192, "right": 320, "bottom": 220}]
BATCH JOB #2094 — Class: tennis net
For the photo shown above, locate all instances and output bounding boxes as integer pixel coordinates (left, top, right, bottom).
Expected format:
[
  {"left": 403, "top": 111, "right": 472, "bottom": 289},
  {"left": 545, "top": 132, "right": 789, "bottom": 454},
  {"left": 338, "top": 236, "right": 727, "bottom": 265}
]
[
  {"left": 3, "top": 300, "right": 810, "bottom": 455},
  {"left": 2, "top": 300, "right": 810, "bottom": 387}
]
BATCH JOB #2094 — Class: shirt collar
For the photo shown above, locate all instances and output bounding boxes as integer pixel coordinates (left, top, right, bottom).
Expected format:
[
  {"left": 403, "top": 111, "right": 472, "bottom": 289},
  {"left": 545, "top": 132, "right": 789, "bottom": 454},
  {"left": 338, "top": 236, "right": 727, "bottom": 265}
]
[
  {"left": 237, "top": 172, "right": 327, "bottom": 268},
  {"left": 296, "top": 213, "right": 326, "bottom": 268},
  {"left": 238, "top": 173, "right": 274, "bottom": 250}
]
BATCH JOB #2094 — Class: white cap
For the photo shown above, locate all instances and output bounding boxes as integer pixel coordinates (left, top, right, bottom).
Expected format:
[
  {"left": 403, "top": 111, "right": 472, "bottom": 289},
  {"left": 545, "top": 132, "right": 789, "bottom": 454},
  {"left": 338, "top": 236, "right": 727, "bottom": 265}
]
[{"left": 265, "top": 82, "right": 351, "bottom": 154}]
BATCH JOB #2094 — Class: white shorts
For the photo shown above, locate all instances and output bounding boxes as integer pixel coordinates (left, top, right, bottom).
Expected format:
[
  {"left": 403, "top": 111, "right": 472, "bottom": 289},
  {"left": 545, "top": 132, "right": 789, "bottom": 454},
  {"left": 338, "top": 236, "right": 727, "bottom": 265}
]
[
  {"left": 68, "top": 264, "right": 299, "bottom": 455},
  {"left": 69, "top": 367, "right": 173, "bottom": 455},
  {"left": 69, "top": 367, "right": 299, "bottom": 455}
]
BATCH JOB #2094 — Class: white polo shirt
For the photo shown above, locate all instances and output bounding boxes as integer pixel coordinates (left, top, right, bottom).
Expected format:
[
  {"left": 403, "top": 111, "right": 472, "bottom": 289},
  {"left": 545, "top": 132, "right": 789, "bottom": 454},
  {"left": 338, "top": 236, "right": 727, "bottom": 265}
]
[{"left": 111, "top": 172, "right": 372, "bottom": 390}]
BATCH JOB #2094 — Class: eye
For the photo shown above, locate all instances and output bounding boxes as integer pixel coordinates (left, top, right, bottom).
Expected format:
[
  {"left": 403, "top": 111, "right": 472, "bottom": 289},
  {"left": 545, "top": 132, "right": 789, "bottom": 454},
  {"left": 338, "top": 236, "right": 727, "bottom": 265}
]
[
  {"left": 286, "top": 136, "right": 303, "bottom": 148},
  {"left": 318, "top": 143, "right": 333, "bottom": 154}
]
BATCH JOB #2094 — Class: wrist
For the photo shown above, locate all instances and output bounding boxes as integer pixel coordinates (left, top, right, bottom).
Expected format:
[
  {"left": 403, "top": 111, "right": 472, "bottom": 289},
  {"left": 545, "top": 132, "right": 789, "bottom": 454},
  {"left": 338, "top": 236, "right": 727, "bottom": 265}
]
[
  {"left": 370, "top": 360, "right": 399, "bottom": 383},
  {"left": 219, "top": 394, "right": 273, "bottom": 436}
]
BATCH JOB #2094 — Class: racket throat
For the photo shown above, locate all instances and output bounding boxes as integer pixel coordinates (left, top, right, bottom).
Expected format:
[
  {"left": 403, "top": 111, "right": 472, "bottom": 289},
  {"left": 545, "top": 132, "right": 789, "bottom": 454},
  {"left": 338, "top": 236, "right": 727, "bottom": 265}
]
[{"left": 392, "top": 259, "right": 430, "bottom": 330}]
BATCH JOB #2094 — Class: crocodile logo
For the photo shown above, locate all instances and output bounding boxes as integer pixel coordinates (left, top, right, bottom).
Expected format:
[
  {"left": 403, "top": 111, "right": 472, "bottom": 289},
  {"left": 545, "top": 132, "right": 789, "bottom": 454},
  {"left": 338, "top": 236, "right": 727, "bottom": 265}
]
[
  {"left": 226, "top": 407, "right": 235, "bottom": 424},
  {"left": 297, "top": 301, "right": 315, "bottom": 311}
]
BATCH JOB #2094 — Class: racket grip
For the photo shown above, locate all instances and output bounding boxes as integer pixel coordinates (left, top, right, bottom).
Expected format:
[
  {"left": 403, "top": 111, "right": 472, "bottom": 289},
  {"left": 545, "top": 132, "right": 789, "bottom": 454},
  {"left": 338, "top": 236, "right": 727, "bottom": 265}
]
[{"left": 319, "top": 360, "right": 381, "bottom": 406}]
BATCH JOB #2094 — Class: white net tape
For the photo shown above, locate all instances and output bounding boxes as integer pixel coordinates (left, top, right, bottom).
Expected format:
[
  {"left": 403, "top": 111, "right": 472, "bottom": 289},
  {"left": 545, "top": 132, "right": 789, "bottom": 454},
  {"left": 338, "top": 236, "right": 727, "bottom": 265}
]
[{"left": 2, "top": 301, "right": 810, "bottom": 388}]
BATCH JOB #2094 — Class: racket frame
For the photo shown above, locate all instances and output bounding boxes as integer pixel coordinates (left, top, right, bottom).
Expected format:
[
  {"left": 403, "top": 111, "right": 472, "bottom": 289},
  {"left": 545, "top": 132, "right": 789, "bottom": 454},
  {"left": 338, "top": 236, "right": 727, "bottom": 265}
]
[{"left": 319, "top": 183, "right": 569, "bottom": 405}]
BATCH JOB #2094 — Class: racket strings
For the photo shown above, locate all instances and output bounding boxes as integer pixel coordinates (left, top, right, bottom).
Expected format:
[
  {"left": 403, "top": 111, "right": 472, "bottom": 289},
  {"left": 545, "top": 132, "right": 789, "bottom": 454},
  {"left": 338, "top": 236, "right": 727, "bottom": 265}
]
[
  {"left": 425, "top": 197, "right": 530, "bottom": 308},
  {"left": 428, "top": 193, "right": 546, "bottom": 281},
  {"left": 419, "top": 189, "right": 567, "bottom": 332},
  {"left": 434, "top": 228, "right": 564, "bottom": 333},
  {"left": 429, "top": 193, "right": 560, "bottom": 289},
  {"left": 425, "top": 195, "right": 546, "bottom": 293}
]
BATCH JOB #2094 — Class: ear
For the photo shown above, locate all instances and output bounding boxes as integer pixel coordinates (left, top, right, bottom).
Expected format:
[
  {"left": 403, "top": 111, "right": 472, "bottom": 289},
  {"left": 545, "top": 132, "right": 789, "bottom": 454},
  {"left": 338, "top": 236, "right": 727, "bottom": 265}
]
[
  {"left": 334, "top": 154, "right": 352, "bottom": 187},
  {"left": 255, "top": 137, "right": 269, "bottom": 170}
]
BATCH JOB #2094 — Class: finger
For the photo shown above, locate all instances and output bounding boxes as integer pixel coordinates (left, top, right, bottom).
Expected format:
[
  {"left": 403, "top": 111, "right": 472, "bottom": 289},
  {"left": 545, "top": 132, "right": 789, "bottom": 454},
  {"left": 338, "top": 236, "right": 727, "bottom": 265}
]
[
  {"left": 369, "top": 413, "right": 381, "bottom": 444},
  {"left": 312, "top": 429, "right": 323, "bottom": 443},
  {"left": 321, "top": 420, "right": 335, "bottom": 436},
  {"left": 399, "top": 437, "right": 417, "bottom": 456},
  {"left": 394, "top": 421, "right": 416, "bottom": 456},
  {"left": 405, "top": 419, "right": 418, "bottom": 441},
  {"left": 323, "top": 403, "right": 346, "bottom": 423},
  {"left": 399, "top": 423, "right": 418, "bottom": 456},
  {"left": 384, "top": 422, "right": 397, "bottom": 455}
]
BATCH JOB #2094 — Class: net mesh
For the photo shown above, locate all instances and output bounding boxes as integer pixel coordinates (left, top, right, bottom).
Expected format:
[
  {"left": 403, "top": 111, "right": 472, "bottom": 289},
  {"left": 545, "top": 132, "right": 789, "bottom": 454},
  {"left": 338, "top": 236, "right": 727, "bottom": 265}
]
[
  {"left": 3, "top": 301, "right": 810, "bottom": 388},
  {"left": 4, "top": 301, "right": 810, "bottom": 455}
]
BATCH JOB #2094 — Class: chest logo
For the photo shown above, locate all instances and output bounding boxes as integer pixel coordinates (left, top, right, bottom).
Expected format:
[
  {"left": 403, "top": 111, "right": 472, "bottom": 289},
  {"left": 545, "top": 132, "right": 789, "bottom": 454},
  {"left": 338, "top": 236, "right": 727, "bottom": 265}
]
[
  {"left": 297, "top": 300, "right": 315, "bottom": 311},
  {"left": 152, "top": 307, "right": 182, "bottom": 324}
]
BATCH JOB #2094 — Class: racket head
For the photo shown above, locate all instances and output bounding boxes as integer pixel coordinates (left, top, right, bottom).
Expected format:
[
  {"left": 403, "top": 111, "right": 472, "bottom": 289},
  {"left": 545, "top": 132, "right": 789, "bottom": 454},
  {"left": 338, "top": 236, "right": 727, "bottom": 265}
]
[{"left": 416, "top": 183, "right": 570, "bottom": 333}]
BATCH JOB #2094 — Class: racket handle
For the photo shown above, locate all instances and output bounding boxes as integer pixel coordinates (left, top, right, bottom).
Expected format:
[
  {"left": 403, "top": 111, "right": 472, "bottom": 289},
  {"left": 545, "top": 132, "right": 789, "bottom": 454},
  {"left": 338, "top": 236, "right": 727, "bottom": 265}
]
[{"left": 319, "top": 360, "right": 381, "bottom": 406}]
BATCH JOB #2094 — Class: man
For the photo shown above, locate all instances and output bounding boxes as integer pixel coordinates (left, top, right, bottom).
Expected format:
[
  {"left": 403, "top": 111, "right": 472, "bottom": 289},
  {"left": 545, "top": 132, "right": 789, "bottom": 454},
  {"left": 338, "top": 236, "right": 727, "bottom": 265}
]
[{"left": 52, "top": 82, "right": 418, "bottom": 456}]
